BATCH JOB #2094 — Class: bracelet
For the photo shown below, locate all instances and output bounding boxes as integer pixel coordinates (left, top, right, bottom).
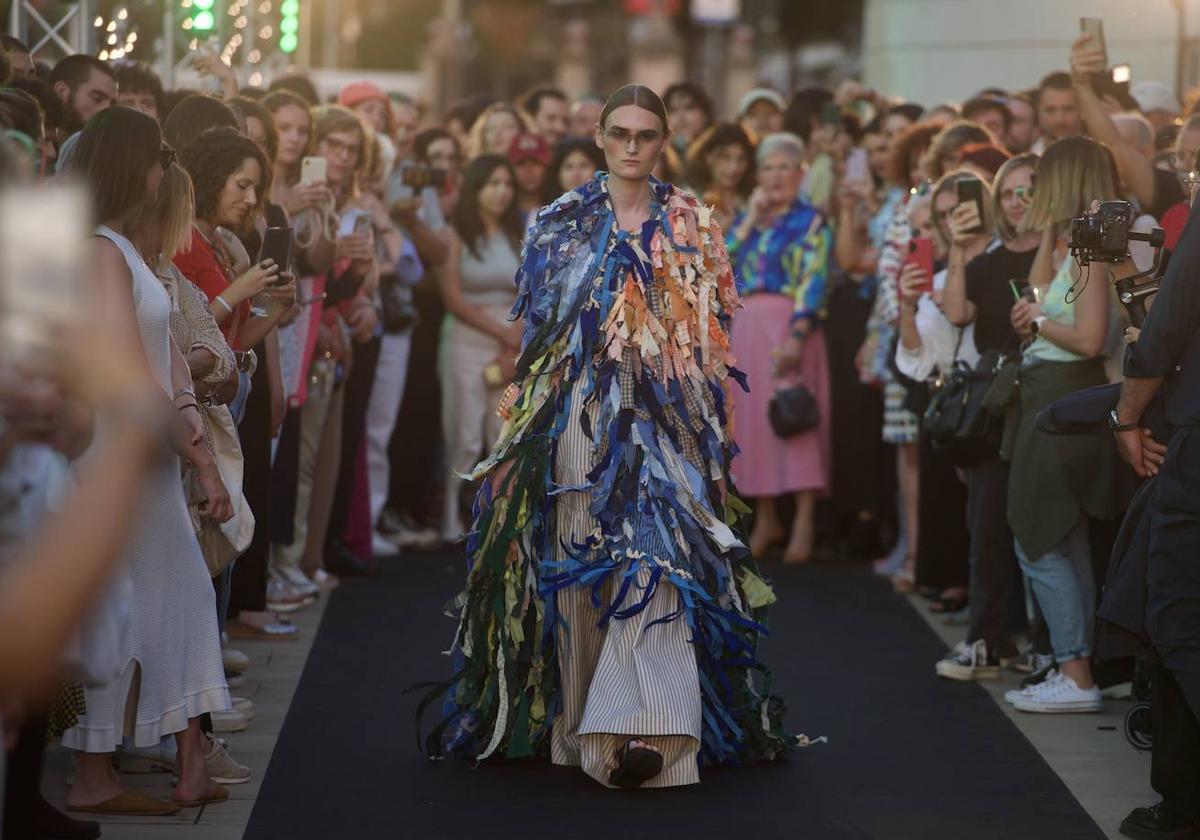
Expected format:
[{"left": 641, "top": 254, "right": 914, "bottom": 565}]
[
  {"left": 177, "top": 401, "right": 201, "bottom": 414},
  {"left": 214, "top": 295, "right": 234, "bottom": 315},
  {"left": 173, "top": 387, "right": 197, "bottom": 402}
]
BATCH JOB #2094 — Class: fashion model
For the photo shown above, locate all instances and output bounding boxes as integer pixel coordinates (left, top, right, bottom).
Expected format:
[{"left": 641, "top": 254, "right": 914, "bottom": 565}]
[{"left": 419, "top": 85, "right": 800, "bottom": 789}]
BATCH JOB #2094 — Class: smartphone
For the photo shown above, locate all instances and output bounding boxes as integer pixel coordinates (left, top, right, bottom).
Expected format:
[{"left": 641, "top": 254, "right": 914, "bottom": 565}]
[
  {"left": 1080, "top": 17, "right": 1107, "bottom": 66},
  {"left": 901, "top": 237, "right": 935, "bottom": 296},
  {"left": 0, "top": 183, "right": 89, "bottom": 368},
  {"left": 844, "top": 148, "right": 869, "bottom": 184},
  {"left": 300, "top": 156, "right": 327, "bottom": 186},
  {"left": 259, "top": 226, "right": 292, "bottom": 286},
  {"left": 821, "top": 102, "right": 841, "bottom": 128},
  {"left": 1110, "top": 63, "right": 1132, "bottom": 100},
  {"left": 353, "top": 214, "right": 373, "bottom": 237},
  {"left": 956, "top": 179, "right": 987, "bottom": 235}
]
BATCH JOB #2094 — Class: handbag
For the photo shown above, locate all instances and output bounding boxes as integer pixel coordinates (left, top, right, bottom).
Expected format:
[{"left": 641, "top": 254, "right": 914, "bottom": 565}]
[
  {"left": 768, "top": 382, "right": 820, "bottom": 438},
  {"left": 185, "top": 404, "right": 255, "bottom": 576},
  {"left": 922, "top": 342, "right": 1007, "bottom": 466}
]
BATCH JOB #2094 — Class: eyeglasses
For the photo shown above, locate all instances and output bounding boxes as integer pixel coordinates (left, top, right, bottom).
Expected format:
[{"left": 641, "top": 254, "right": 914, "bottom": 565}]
[
  {"left": 603, "top": 126, "right": 663, "bottom": 147},
  {"left": 320, "top": 136, "right": 362, "bottom": 160},
  {"left": 159, "top": 145, "right": 176, "bottom": 171}
]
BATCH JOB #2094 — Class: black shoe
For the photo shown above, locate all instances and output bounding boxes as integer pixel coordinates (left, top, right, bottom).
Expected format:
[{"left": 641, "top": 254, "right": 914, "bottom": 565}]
[
  {"left": 1021, "top": 657, "right": 1057, "bottom": 689},
  {"left": 1119, "top": 802, "right": 1199, "bottom": 840},
  {"left": 324, "top": 541, "right": 378, "bottom": 577}
]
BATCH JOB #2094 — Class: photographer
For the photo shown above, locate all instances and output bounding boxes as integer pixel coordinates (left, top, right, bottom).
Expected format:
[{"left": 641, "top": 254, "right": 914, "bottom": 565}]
[{"left": 1111, "top": 203, "right": 1200, "bottom": 838}]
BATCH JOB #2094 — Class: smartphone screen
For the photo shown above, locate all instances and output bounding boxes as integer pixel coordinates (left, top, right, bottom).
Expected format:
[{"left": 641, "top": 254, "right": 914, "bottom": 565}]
[
  {"left": 956, "top": 179, "right": 987, "bottom": 235},
  {"left": 259, "top": 227, "right": 292, "bottom": 285}
]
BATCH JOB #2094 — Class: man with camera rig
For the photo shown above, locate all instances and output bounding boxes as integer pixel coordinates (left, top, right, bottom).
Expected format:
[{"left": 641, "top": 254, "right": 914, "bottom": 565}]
[{"left": 1111, "top": 200, "right": 1200, "bottom": 839}]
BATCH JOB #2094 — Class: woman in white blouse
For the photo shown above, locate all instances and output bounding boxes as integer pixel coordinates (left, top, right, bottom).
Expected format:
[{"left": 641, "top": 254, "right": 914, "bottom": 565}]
[{"left": 893, "top": 171, "right": 990, "bottom": 606}]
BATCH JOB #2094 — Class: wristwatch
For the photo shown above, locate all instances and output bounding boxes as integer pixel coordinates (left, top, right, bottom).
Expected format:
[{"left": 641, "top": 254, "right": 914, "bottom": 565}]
[
  {"left": 1108, "top": 408, "right": 1139, "bottom": 434},
  {"left": 1030, "top": 315, "right": 1047, "bottom": 335}
]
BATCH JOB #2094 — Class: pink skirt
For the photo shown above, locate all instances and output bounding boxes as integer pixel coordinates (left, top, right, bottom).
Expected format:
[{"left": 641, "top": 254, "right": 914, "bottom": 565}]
[{"left": 730, "top": 294, "right": 832, "bottom": 498}]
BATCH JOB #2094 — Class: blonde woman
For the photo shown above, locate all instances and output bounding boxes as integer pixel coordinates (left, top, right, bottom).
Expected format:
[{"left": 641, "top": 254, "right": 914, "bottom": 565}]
[
  {"left": 466, "top": 102, "right": 527, "bottom": 159},
  {"left": 1004, "top": 136, "right": 1139, "bottom": 714},
  {"left": 920, "top": 120, "right": 995, "bottom": 182}
]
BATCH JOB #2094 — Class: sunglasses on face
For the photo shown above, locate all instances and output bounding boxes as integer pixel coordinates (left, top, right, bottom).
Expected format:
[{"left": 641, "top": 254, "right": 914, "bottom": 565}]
[
  {"left": 321, "top": 137, "right": 362, "bottom": 160},
  {"left": 603, "top": 126, "right": 663, "bottom": 147}
]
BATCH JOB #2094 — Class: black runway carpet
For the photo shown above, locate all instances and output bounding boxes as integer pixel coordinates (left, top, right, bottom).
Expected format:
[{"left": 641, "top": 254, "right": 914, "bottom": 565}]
[{"left": 244, "top": 550, "right": 1107, "bottom": 840}]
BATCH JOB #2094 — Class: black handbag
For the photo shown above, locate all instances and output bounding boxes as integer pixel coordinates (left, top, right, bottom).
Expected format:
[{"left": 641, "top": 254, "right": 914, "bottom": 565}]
[
  {"left": 922, "top": 345, "right": 1007, "bottom": 466},
  {"left": 768, "top": 383, "right": 819, "bottom": 438}
]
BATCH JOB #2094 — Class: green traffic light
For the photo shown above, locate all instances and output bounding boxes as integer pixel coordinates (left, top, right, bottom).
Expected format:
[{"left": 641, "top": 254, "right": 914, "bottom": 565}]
[
  {"left": 193, "top": 10, "right": 215, "bottom": 29},
  {"left": 281, "top": 0, "right": 299, "bottom": 13},
  {"left": 280, "top": 32, "right": 298, "bottom": 52},
  {"left": 194, "top": 0, "right": 214, "bottom": 8}
]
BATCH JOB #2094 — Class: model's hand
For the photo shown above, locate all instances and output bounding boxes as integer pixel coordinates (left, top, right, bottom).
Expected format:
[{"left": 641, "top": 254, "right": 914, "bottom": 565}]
[{"left": 1140, "top": 429, "right": 1167, "bottom": 477}]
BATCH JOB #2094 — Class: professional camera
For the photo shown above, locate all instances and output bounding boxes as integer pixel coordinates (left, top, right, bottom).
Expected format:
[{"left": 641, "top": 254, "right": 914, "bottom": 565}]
[
  {"left": 1069, "top": 200, "right": 1138, "bottom": 264},
  {"left": 1068, "top": 199, "right": 1167, "bottom": 327}
]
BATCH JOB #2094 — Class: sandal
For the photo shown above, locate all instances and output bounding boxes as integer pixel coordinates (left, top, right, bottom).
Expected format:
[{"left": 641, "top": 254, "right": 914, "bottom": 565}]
[
  {"left": 608, "top": 738, "right": 663, "bottom": 789},
  {"left": 174, "top": 783, "right": 229, "bottom": 808}
]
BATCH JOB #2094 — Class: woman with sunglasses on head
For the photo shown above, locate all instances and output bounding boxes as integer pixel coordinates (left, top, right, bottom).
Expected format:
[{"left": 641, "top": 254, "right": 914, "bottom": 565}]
[
  {"left": 1003, "top": 137, "right": 1141, "bottom": 714},
  {"left": 424, "top": 85, "right": 797, "bottom": 790},
  {"left": 935, "top": 155, "right": 1042, "bottom": 681},
  {"left": 60, "top": 106, "right": 234, "bottom": 817}
]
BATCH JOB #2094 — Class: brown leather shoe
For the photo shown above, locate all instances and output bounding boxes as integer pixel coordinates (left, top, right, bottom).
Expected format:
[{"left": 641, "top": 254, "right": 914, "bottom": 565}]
[{"left": 67, "top": 789, "right": 181, "bottom": 816}]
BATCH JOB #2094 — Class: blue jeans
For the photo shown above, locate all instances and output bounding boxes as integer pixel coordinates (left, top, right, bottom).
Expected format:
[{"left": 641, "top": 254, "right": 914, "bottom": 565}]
[{"left": 1014, "top": 519, "right": 1094, "bottom": 663}]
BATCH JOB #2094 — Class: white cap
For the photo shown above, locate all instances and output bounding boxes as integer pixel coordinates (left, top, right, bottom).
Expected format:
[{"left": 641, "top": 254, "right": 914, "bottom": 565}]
[
  {"left": 738, "top": 87, "right": 786, "bottom": 117},
  {"left": 1130, "top": 81, "right": 1180, "bottom": 116}
]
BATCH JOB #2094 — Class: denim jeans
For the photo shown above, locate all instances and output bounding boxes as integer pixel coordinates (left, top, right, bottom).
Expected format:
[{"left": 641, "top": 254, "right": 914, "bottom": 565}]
[{"left": 1014, "top": 518, "right": 1094, "bottom": 662}]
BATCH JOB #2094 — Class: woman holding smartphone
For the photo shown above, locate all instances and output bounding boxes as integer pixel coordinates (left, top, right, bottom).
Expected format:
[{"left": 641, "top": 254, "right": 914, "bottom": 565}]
[
  {"left": 438, "top": 154, "right": 523, "bottom": 541},
  {"left": 936, "top": 154, "right": 1042, "bottom": 682},
  {"left": 1003, "top": 137, "right": 1138, "bottom": 714},
  {"left": 894, "top": 173, "right": 977, "bottom": 615}
]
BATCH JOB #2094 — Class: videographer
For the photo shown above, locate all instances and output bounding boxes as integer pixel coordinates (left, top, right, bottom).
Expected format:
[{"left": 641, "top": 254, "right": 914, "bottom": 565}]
[{"left": 1110, "top": 199, "right": 1200, "bottom": 839}]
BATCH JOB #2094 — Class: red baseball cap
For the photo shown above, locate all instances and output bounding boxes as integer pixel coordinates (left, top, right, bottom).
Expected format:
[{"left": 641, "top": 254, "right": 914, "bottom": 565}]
[
  {"left": 339, "top": 81, "right": 387, "bottom": 110},
  {"left": 508, "top": 132, "right": 550, "bottom": 166}
]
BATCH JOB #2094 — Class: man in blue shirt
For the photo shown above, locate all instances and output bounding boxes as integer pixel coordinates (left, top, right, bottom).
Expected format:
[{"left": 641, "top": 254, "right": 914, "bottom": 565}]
[{"left": 1113, "top": 204, "right": 1200, "bottom": 839}]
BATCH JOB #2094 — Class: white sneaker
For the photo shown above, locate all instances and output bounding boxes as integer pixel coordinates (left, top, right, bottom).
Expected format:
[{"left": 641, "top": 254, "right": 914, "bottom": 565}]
[
  {"left": 211, "top": 708, "right": 249, "bottom": 733},
  {"left": 1012, "top": 673, "right": 1102, "bottom": 713},
  {"left": 1005, "top": 670, "right": 1060, "bottom": 704},
  {"left": 372, "top": 531, "right": 402, "bottom": 558},
  {"left": 266, "top": 576, "right": 313, "bottom": 613},
  {"left": 935, "top": 639, "right": 1000, "bottom": 682},
  {"left": 203, "top": 733, "right": 252, "bottom": 785},
  {"left": 276, "top": 565, "right": 320, "bottom": 597},
  {"left": 308, "top": 568, "right": 339, "bottom": 591},
  {"left": 222, "top": 647, "right": 250, "bottom": 673},
  {"left": 230, "top": 696, "right": 255, "bottom": 720}
]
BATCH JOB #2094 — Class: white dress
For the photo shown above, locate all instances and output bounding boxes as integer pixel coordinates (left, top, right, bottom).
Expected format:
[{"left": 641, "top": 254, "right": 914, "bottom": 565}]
[{"left": 61, "top": 226, "right": 229, "bottom": 752}]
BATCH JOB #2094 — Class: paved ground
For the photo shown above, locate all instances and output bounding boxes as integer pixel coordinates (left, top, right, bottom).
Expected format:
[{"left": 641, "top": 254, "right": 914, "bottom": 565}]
[
  {"left": 41, "top": 559, "right": 1154, "bottom": 840},
  {"left": 41, "top": 594, "right": 329, "bottom": 840}
]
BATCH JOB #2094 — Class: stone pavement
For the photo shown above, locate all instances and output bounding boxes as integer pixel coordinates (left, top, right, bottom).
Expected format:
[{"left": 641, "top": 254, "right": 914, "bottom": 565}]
[
  {"left": 909, "top": 592, "right": 1153, "bottom": 840},
  {"left": 41, "top": 573, "right": 1154, "bottom": 840},
  {"left": 41, "top": 593, "right": 329, "bottom": 840}
]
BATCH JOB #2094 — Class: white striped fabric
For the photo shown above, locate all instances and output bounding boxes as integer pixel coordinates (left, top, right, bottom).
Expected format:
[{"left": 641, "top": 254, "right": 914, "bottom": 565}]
[{"left": 548, "top": 378, "right": 703, "bottom": 788}]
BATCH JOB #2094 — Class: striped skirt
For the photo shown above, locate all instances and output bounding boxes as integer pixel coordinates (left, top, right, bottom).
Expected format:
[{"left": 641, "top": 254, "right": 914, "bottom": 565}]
[{"left": 548, "top": 379, "right": 703, "bottom": 788}]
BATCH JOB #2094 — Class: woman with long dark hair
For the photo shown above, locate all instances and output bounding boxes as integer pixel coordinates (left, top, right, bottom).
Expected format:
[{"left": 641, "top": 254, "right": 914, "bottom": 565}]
[
  {"left": 61, "top": 106, "right": 233, "bottom": 815},
  {"left": 685, "top": 121, "right": 755, "bottom": 231},
  {"left": 438, "top": 154, "right": 524, "bottom": 540},
  {"left": 421, "top": 85, "right": 796, "bottom": 790},
  {"left": 540, "top": 137, "right": 605, "bottom": 204}
]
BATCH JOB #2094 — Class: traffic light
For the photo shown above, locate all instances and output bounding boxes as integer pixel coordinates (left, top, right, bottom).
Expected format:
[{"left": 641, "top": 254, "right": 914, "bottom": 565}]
[
  {"left": 182, "top": 0, "right": 217, "bottom": 33},
  {"left": 279, "top": 0, "right": 299, "bottom": 53}
]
